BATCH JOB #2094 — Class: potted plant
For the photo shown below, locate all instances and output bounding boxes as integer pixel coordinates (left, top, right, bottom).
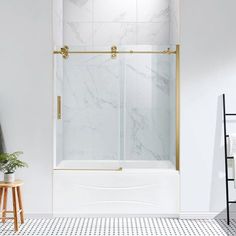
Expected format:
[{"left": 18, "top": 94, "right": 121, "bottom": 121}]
[{"left": 0, "top": 151, "right": 28, "bottom": 183}]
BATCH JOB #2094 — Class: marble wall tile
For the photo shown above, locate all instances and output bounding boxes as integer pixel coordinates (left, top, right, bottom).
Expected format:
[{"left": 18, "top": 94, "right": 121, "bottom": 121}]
[
  {"left": 61, "top": 0, "right": 177, "bottom": 46},
  {"left": 93, "top": 0, "right": 136, "bottom": 22},
  {"left": 137, "top": 22, "right": 169, "bottom": 45},
  {"left": 64, "top": 22, "right": 93, "bottom": 46},
  {"left": 93, "top": 23, "right": 136, "bottom": 46},
  {"left": 64, "top": 0, "right": 92, "bottom": 22},
  {"left": 137, "top": 0, "right": 169, "bottom": 23}
]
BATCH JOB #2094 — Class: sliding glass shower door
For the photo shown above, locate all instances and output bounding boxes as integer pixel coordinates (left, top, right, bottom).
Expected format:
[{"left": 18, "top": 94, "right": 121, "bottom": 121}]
[{"left": 54, "top": 45, "right": 177, "bottom": 168}]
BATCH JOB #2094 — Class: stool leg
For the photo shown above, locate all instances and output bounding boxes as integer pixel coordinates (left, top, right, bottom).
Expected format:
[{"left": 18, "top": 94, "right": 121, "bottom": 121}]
[
  {"left": 12, "top": 187, "right": 18, "bottom": 232},
  {"left": 16, "top": 186, "right": 24, "bottom": 224},
  {"left": 2, "top": 187, "right": 8, "bottom": 223},
  {"left": 0, "top": 187, "right": 3, "bottom": 210}
]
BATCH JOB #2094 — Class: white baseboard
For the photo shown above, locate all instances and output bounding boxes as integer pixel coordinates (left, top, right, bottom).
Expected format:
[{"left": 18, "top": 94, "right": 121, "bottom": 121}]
[
  {"left": 25, "top": 213, "right": 179, "bottom": 218},
  {"left": 180, "top": 212, "right": 236, "bottom": 219},
  {"left": 53, "top": 213, "right": 180, "bottom": 218},
  {"left": 25, "top": 213, "right": 53, "bottom": 219},
  {"left": 24, "top": 212, "right": 236, "bottom": 219}
]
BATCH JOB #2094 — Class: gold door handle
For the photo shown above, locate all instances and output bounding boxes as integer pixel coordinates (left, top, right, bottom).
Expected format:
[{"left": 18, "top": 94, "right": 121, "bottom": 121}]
[{"left": 57, "top": 96, "right": 62, "bottom": 119}]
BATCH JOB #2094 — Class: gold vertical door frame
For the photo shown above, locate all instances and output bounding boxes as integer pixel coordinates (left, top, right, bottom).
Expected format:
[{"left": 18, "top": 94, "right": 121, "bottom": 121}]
[{"left": 176, "top": 45, "right": 180, "bottom": 171}]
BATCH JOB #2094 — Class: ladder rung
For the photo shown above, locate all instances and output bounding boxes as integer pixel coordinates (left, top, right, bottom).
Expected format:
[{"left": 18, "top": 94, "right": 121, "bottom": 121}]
[
  {"left": 227, "top": 156, "right": 234, "bottom": 159},
  {"left": 226, "top": 113, "right": 236, "bottom": 116},
  {"left": 228, "top": 201, "right": 236, "bottom": 203},
  {"left": 228, "top": 178, "right": 234, "bottom": 181}
]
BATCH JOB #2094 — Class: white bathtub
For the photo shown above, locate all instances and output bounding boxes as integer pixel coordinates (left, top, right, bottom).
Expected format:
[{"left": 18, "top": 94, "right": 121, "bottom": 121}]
[{"left": 53, "top": 160, "right": 179, "bottom": 216}]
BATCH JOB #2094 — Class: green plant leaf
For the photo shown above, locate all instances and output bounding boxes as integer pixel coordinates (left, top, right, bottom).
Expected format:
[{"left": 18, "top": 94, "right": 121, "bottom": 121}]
[{"left": 0, "top": 151, "right": 28, "bottom": 174}]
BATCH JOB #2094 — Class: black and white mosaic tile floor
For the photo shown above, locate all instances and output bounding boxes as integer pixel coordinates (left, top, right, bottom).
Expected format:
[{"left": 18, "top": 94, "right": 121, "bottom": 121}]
[{"left": 1, "top": 217, "right": 236, "bottom": 236}]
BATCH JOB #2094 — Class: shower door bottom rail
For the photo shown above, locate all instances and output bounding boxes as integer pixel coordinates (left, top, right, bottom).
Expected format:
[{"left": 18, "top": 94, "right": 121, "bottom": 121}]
[{"left": 53, "top": 167, "right": 123, "bottom": 171}]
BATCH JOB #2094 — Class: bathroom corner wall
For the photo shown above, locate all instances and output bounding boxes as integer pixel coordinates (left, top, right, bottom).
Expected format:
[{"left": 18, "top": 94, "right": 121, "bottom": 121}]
[
  {"left": 180, "top": 0, "right": 236, "bottom": 217},
  {"left": 0, "top": 1, "right": 53, "bottom": 215}
]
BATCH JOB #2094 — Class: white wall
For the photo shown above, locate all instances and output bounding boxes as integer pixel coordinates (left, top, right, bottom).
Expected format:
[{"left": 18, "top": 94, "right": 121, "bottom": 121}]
[
  {"left": 180, "top": 0, "right": 236, "bottom": 216},
  {"left": 0, "top": 1, "right": 53, "bottom": 215}
]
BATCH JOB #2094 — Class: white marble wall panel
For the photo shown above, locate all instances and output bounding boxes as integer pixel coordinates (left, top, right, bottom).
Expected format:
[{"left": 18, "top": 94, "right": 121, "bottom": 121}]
[
  {"left": 60, "top": 0, "right": 179, "bottom": 45},
  {"left": 137, "top": 22, "right": 169, "bottom": 45},
  {"left": 62, "top": 0, "right": 175, "bottom": 46},
  {"left": 64, "top": 22, "right": 93, "bottom": 46},
  {"left": 137, "top": 0, "right": 169, "bottom": 23},
  {"left": 93, "top": 0, "right": 136, "bottom": 22},
  {"left": 64, "top": 0, "right": 92, "bottom": 22},
  {"left": 93, "top": 23, "right": 136, "bottom": 46}
]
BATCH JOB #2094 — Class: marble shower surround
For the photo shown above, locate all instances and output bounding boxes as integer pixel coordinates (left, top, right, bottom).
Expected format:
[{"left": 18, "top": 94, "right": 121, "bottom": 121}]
[
  {"left": 63, "top": 0, "right": 171, "bottom": 46},
  {"left": 54, "top": 0, "right": 179, "bottom": 162}
]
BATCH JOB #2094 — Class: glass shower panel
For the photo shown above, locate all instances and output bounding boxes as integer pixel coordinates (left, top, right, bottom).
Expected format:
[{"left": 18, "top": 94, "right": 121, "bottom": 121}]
[
  {"left": 55, "top": 45, "right": 177, "bottom": 168},
  {"left": 62, "top": 49, "right": 122, "bottom": 161},
  {"left": 124, "top": 46, "right": 176, "bottom": 164},
  {"left": 54, "top": 54, "right": 64, "bottom": 166}
]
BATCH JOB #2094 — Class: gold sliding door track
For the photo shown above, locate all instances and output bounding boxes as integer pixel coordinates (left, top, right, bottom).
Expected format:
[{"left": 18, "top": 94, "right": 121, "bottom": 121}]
[{"left": 53, "top": 45, "right": 177, "bottom": 59}]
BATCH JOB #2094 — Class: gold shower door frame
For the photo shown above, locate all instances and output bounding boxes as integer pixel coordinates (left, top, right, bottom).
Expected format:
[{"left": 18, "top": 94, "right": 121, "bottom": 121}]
[{"left": 53, "top": 45, "right": 180, "bottom": 171}]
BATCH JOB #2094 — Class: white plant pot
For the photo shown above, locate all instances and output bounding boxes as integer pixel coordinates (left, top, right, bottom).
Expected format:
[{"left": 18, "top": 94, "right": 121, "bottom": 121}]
[{"left": 4, "top": 173, "right": 15, "bottom": 183}]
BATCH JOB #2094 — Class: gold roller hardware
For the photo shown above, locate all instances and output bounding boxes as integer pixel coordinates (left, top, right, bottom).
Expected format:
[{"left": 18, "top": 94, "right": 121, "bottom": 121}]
[
  {"left": 111, "top": 45, "right": 117, "bottom": 59},
  {"left": 54, "top": 46, "right": 69, "bottom": 59}
]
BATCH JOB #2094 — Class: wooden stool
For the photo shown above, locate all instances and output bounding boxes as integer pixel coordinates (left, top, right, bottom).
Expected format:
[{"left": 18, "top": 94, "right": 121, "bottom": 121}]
[{"left": 0, "top": 180, "right": 24, "bottom": 232}]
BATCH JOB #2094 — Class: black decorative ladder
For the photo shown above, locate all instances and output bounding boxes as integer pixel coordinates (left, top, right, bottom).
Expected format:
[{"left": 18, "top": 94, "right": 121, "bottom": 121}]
[{"left": 222, "top": 94, "right": 236, "bottom": 225}]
